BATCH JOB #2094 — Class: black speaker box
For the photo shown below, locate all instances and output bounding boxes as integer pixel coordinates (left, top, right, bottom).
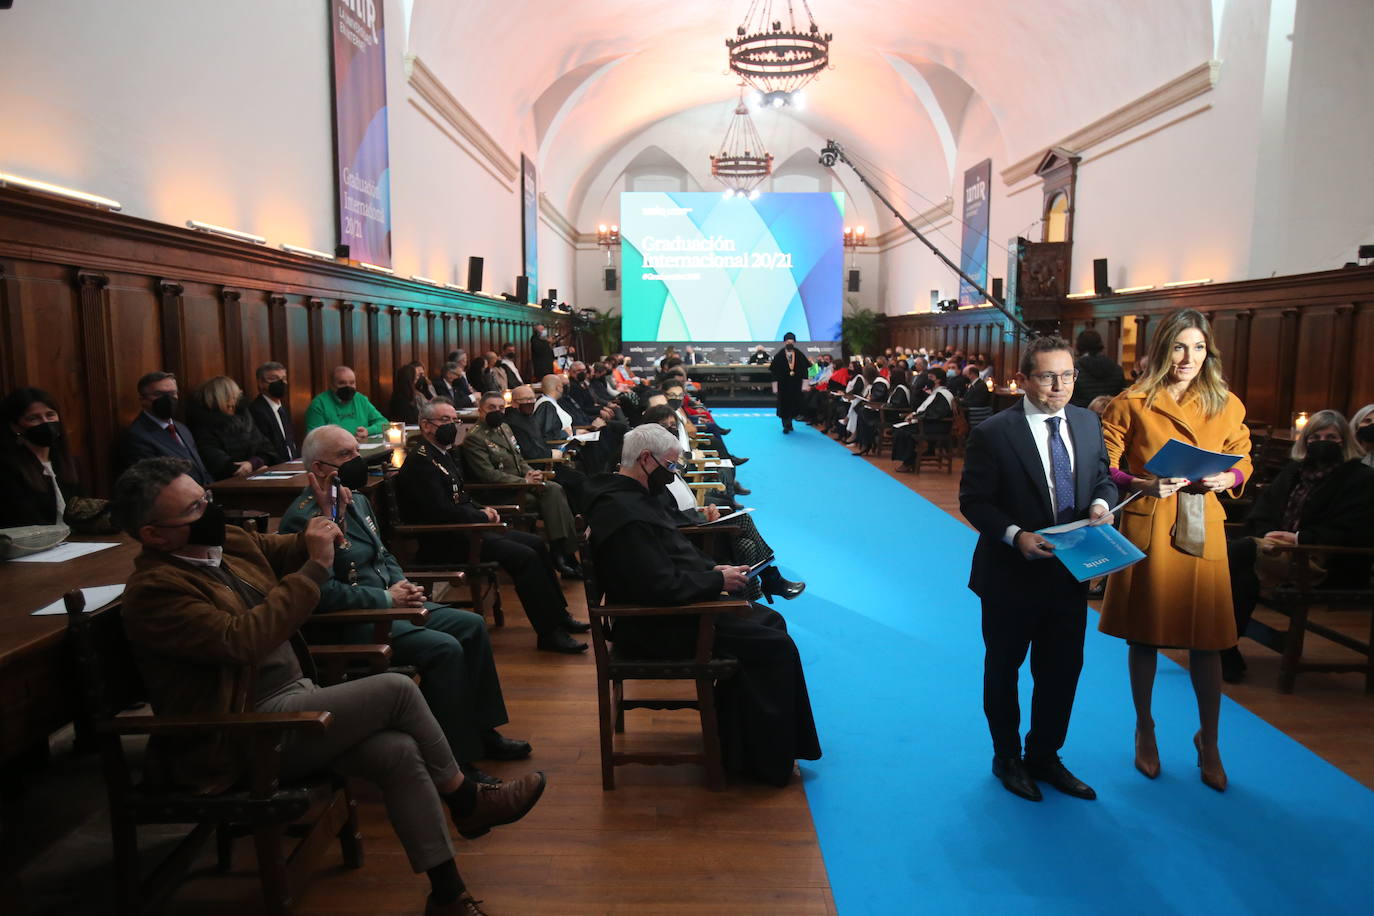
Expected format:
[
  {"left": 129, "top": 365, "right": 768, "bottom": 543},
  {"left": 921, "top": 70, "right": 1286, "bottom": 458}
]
[
  {"left": 848, "top": 269, "right": 861, "bottom": 292},
  {"left": 466, "top": 256, "right": 484, "bottom": 291},
  {"left": 991, "top": 278, "right": 1004, "bottom": 300},
  {"left": 1093, "top": 258, "right": 1110, "bottom": 296},
  {"left": 547, "top": 288, "right": 557, "bottom": 303},
  {"left": 605, "top": 268, "right": 617, "bottom": 291},
  {"left": 335, "top": 243, "right": 350, "bottom": 260},
  {"left": 515, "top": 275, "right": 529, "bottom": 302}
]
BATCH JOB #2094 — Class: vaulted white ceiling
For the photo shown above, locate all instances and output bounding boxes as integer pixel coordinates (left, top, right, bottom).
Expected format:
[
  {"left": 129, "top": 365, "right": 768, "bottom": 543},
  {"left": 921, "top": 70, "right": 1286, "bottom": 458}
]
[{"left": 405, "top": 0, "right": 1214, "bottom": 229}]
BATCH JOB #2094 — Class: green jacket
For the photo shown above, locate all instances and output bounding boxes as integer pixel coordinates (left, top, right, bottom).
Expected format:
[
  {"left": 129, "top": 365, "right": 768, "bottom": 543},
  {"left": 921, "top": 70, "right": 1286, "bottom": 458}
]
[
  {"left": 460, "top": 421, "right": 532, "bottom": 486},
  {"left": 278, "top": 490, "right": 401, "bottom": 610},
  {"left": 303, "top": 390, "right": 387, "bottom": 436}
]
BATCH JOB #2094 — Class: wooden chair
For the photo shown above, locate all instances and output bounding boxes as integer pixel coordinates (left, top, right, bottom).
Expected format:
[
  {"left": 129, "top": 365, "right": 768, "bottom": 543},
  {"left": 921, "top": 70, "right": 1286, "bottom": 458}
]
[
  {"left": 1243, "top": 544, "right": 1374, "bottom": 693},
  {"left": 910, "top": 416, "right": 956, "bottom": 474},
  {"left": 63, "top": 590, "right": 410, "bottom": 915},
  {"left": 374, "top": 477, "right": 507, "bottom": 626},
  {"left": 579, "top": 535, "right": 752, "bottom": 790}
]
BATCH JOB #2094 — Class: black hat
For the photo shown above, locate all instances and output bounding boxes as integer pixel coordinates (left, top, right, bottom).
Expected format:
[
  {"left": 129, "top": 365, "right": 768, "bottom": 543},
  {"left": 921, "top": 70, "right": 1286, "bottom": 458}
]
[{"left": 783, "top": 332, "right": 797, "bottom": 342}]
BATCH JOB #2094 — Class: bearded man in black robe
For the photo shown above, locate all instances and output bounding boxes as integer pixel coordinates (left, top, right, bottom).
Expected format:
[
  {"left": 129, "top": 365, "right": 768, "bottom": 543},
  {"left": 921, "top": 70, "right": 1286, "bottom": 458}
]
[
  {"left": 583, "top": 423, "right": 821, "bottom": 786},
  {"left": 769, "top": 331, "right": 812, "bottom": 434}
]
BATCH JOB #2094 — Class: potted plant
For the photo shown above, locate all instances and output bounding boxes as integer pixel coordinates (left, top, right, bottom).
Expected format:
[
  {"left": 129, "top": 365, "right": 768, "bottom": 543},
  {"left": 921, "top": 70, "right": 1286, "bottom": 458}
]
[{"left": 840, "top": 302, "right": 881, "bottom": 358}]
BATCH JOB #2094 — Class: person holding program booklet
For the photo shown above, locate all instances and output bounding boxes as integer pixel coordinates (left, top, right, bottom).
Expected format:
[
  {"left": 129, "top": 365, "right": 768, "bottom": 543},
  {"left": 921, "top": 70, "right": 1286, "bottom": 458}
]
[{"left": 1098, "top": 308, "right": 1252, "bottom": 793}]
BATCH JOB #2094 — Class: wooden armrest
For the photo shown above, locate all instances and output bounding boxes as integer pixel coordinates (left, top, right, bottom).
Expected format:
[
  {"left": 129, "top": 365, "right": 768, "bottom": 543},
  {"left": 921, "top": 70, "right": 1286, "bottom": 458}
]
[
  {"left": 486, "top": 504, "right": 521, "bottom": 514},
  {"left": 404, "top": 570, "right": 469, "bottom": 581},
  {"left": 686, "top": 482, "right": 719, "bottom": 491},
  {"left": 310, "top": 644, "right": 392, "bottom": 664},
  {"left": 465, "top": 481, "right": 541, "bottom": 492},
  {"left": 682, "top": 470, "right": 718, "bottom": 478},
  {"left": 106, "top": 710, "right": 332, "bottom": 737},
  {"left": 526, "top": 457, "right": 565, "bottom": 467},
  {"left": 679, "top": 525, "right": 742, "bottom": 538},
  {"left": 1271, "top": 544, "right": 1374, "bottom": 556},
  {"left": 595, "top": 599, "right": 753, "bottom": 618},
  {"left": 313, "top": 608, "right": 429, "bottom": 625},
  {"left": 393, "top": 522, "right": 507, "bottom": 534}
]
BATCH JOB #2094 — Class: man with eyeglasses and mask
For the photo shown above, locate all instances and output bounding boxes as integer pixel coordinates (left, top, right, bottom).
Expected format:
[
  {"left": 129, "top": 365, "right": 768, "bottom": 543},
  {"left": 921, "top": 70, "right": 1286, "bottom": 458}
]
[
  {"left": 461, "top": 391, "right": 585, "bottom": 579},
  {"left": 583, "top": 424, "right": 821, "bottom": 787},
  {"left": 278, "top": 425, "right": 538, "bottom": 779},
  {"left": 247, "top": 361, "right": 299, "bottom": 461},
  {"left": 304, "top": 365, "right": 387, "bottom": 441},
  {"left": 959, "top": 335, "right": 1116, "bottom": 804},
  {"left": 113, "top": 456, "right": 548, "bottom": 916},
  {"left": 119, "top": 370, "right": 212, "bottom": 484},
  {"left": 395, "top": 398, "right": 590, "bottom": 653}
]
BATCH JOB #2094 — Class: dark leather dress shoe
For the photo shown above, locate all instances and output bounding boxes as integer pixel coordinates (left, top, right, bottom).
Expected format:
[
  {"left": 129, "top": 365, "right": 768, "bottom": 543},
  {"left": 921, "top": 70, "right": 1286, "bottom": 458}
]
[
  {"left": 732, "top": 456, "right": 750, "bottom": 465},
  {"left": 537, "top": 630, "right": 588, "bottom": 654},
  {"left": 992, "top": 755, "right": 1042, "bottom": 802},
  {"left": 481, "top": 729, "right": 532, "bottom": 761},
  {"left": 716, "top": 427, "right": 733, "bottom": 435},
  {"left": 452, "top": 771, "right": 546, "bottom": 839},
  {"left": 1024, "top": 755, "right": 1096, "bottom": 800},
  {"left": 553, "top": 557, "right": 584, "bottom": 580},
  {"left": 459, "top": 762, "right": 503, "bottom": 787},
  {"left": 733, "top": 485, "right": 752, "bottom": 496},
  {"left": 560, "top": 615, "right": 592, "bottom": 634}
]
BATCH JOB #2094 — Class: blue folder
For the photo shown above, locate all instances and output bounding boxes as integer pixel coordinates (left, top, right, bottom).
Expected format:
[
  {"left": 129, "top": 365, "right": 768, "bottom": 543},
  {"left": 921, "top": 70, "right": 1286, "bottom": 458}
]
[
  {"left": 1036, "top": 519, "right": 1146, "bottom": 582},
  {"left": 1143, "top": 438, "right": 1242, "bottom": 480}
]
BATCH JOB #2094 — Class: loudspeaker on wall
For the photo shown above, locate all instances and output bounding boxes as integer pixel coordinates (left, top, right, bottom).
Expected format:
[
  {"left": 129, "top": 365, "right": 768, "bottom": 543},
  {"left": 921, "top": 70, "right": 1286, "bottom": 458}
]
[
  {"left": 1093, "top": 258, "right": 1110, "bottom": 296},
  {"left": 991, "top": 277, "right": 1004, "bottom": 300},
  {"left": 467, "top": 256, "right": 484, "bottom": 292},
  {"left": 515, "top": 275, "right": 529, "bottom": 302},
  {"left": 604, "top": 268, "right": 617, "bottom": 291},
  {"left": 848, "top": 269, "right": 861, "bottom": 292}
]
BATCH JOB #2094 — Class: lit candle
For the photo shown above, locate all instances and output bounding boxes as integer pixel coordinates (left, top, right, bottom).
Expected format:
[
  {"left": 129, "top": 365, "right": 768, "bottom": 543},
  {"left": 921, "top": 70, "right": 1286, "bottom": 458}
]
[
  {"left": 1008, "top": 379, "right": 1018, "bottom": 392},
  {"left": 984, "top": 377, "right": 994, "bottom": 392},
  {"left": 385, "top": 421, "right": 405, "bottom": 447},
  {"left": 390, "top": 446, "right": 405, "bottom": 468},
  {"left": 503, "top": 389, "right": 513, "bottom": 406},
  {"left": 1293, "top": 411, "right": 1309, "bottom": 434}
]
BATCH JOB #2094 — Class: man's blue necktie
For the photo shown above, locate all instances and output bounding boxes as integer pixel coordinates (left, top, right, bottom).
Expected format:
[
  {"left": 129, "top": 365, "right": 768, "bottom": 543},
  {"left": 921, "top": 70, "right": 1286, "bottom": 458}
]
[{"left": 1046, "top": 416, "right": 1076, "bottom": 524}]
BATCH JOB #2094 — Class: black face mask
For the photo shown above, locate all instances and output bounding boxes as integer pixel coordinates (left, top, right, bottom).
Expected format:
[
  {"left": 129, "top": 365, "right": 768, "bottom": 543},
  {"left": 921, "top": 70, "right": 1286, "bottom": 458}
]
[
  {"left": 21, "top": 420, "right": 61, "bottom": 448},
  {"left": 324, "top": 455, "right": 370, "bottom": 490},
  {"left": 666, "top": 398, "right": 683, "bottom": 410},
  {"left": 503, "top": 351, "right": 516, "bottom": 360},
  {"left": 415, "top": 377, "right": 428, "bottom": 391},
  {"left": 645, "top": 456, "right": 675, "bottom": 495},
  {"left": 1304, "top": 440, "right": 1343, "bottom": 467},
  {"left": 266, "top": 379, "right": 287, "bottom": 399},
  {"left": 574, "top": 372, "right": 587, "bottom": 383},
  {"left": 335, "top": 386, "right": 357, "bottom": 403},
  {"left": 150, "top": 393, "right": 177, "bottom": 420},
  {"left": 1357, "top": 424, "right": 1374, "bottom": 445},
  {"left": 434, "top": 422, "right": 459, "bottom": 447},
  {"left": 484, "top": 409, "right": 505, "bottom": 428},
  {"left": 185, "top": 500, "right": 227, "bottom": 548},
  {"left": 785, "top": 343, "right": 795, "bottom": 351}
]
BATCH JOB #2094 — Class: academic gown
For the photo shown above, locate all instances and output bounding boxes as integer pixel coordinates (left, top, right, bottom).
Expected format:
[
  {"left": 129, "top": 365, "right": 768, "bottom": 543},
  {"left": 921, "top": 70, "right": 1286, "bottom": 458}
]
[
  {"left": 585, "top": 473, "right": 821, "bottom": 786},
  {"left": 769, "top": 346, "right": 812, "bottom": 421}
]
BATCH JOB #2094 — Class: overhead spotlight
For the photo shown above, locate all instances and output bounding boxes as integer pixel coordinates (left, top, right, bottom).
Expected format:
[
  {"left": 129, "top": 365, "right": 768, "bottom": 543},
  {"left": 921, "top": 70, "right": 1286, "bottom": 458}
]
[
  {"left": 187, "top": 219, "right": 266, "bottom": 244},
  {"left": 792, "top": 91, "right": 805, "bottom": 110},
  {"left": 771, "top": 96, "right": 784, "bottom": 108},
  {"left": 722, "top": 189, "right": 735, "bottom": 200},
  {"left": 749, "top": 188, "right": 760, "bottom": 200}
]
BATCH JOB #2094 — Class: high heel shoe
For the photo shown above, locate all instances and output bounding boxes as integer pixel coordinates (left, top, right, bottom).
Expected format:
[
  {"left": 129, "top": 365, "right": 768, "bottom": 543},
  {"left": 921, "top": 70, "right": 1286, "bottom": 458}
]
[
  {"left": 1194, "top": 731, "right": 1227, "bottom": 792},
  {"left": 1134, "top": 727, "right": 1160, "bottom": 779}
]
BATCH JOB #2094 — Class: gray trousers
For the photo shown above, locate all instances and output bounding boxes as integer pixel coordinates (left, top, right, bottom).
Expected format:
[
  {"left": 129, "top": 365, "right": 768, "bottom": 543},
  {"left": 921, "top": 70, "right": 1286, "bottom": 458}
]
[
  {"left": 260, "top": 673, "right": 458, "bottom": 873},
  {"left": 524, "top": 479, "right": 577, "bottom": 553}
]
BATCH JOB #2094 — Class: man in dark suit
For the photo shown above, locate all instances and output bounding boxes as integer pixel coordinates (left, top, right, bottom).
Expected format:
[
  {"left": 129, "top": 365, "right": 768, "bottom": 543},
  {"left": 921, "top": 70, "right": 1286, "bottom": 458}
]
[
  {"left": 530, "top": 324, "right": 556, "bottom": 379},
  {"left": 247, "top": 361, "right": 299, "bottom": 461},
  {"left": 959, "top": 336, "right": 1116, "bottom": 803},
  {"left": 120, "top": 370, "right": 212, "bottom": 485}
]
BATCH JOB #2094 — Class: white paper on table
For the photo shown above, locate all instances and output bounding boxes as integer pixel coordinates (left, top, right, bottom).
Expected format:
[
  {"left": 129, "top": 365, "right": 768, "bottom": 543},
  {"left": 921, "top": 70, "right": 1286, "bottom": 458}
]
[
  {"left": 570, "top": 430, "right": 601, "bottom": 443},
  {"left": 252, "top": 471, "right": 301, "bottom": 480},
  {"left": 13, "top": 541, "right": 120, "bottom": 563},
  {"left": 32, "top": 584, "right": 125, "bottom": 616}
]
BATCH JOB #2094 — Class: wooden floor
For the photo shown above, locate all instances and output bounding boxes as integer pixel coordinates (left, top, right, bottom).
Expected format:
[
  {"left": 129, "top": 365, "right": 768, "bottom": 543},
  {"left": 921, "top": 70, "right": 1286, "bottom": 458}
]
[{"left": 13, "top": 424, "right": 1374, "bottom": 914}]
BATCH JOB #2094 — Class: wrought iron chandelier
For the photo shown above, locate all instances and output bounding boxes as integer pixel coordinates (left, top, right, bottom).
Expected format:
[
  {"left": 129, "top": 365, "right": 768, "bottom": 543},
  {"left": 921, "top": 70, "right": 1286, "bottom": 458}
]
[
  {"left": 710, "top": 87, "right": 773, "bottom": 198},
  {"left": 726, "top": 0, "right": 832, "bottom": 106}
]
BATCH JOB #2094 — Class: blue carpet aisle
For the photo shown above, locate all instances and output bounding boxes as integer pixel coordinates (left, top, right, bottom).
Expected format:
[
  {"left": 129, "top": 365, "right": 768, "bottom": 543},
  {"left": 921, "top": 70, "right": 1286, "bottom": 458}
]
[{"left": 709, "top": 409, "right": 1374, "bottom": 915}]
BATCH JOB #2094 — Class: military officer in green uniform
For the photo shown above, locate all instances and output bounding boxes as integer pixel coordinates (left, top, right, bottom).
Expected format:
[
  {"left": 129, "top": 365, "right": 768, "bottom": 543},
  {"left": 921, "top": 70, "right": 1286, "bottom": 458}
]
[
  {"left": 461, "top": 391, "right": 584, "bottom": 578},
  {"left": 280, "top": 424, "right": 532, "bottom": 776}
]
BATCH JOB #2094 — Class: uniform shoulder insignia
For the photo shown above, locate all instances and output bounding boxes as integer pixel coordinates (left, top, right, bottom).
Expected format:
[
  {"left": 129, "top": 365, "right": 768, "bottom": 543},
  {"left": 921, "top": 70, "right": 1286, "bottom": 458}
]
[{"left": 297, "top": 498, "right": 311, "bottom": 509}]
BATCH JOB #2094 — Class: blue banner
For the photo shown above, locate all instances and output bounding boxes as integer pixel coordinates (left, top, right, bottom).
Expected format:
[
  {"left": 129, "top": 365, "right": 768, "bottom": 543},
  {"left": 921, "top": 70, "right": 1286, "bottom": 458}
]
[
  {"left": 521, "top": 154, "right": 538, "bottom": 303},
  {"left": 330, "top": 0, "right": 391, "bottom": 267},
  {"left": 958, "top": 158, "right": 992, "bottom": 307}
]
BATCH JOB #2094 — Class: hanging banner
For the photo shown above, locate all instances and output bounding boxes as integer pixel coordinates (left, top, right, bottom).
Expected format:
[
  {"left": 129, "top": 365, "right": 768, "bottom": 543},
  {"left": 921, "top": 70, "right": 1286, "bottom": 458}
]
[
  {"left": 330, "top": 0, "right": 391, "bottom": 267},
  {"left": 958, "top": 158, "right": 992, "bottom": 307},
  {"left": 521, "top": 154, "right": 538, "bottom": 303}
]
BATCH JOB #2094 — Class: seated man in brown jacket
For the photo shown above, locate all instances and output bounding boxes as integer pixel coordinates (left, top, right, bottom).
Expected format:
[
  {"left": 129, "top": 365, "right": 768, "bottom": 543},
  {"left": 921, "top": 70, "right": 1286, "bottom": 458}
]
[{"left": 111, "top": 457, "right": 546, "bottom": 916}]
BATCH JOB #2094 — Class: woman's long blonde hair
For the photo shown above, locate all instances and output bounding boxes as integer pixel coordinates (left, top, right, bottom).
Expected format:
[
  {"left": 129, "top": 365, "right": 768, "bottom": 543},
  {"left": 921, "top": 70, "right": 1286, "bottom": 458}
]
[{"left": 1133, "top": 308, "right": 1229, "bottom": 418}]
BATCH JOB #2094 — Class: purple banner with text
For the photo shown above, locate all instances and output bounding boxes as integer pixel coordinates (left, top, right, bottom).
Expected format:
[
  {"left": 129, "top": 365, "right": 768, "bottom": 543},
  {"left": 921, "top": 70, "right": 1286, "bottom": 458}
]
[
  {"left": 330, "top": 0, "right": 391, "bottom": 267},
  {"left": 958, "top": 158, "right": 992, "bottom": 307}
]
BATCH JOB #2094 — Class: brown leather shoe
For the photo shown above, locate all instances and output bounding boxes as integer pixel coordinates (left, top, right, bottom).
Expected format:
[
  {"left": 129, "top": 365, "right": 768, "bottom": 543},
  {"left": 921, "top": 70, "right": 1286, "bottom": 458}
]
[
  {"left": 425, "top": 893, "right": 488, "bottom": 915},
  {"left": 453, "top": 770, "right": 547, "bottom": 839}
]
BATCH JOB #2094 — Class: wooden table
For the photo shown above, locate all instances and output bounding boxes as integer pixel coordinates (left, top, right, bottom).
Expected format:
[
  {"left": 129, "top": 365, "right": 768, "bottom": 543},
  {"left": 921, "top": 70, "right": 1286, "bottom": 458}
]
[
  {"left": 0, "top": 536, "right": 141, "bottom": 765},
  {"left": 211, "top": 455, "right": 393, "bottom": 516}
]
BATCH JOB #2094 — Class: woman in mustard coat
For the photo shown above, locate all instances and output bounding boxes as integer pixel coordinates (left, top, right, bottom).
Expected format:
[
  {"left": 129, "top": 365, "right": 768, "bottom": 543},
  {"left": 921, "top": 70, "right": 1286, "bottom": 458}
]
[{"left": 1099, "top": 308, "right": 1252, "bottom": 792}]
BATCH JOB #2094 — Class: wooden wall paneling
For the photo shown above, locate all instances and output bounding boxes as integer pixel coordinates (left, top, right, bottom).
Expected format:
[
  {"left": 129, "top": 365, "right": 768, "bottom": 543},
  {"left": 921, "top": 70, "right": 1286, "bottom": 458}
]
[
  {"left": 338, "top": 302, "right": 357, "bottom": 371},
  {"left": 267, "top": 293, "right": 289, "bottom": 367},
  {"left": 1327, "top": 305, "right": 1355, "bottom": 416},
  {"left": 1105, "top": 317, "right": 1121, "bottom": 365},
  {"left": 180, "top": 282, "right": 228, "bottom": 388},
  {"left": 1208, "top": 309, "right": 1240, "bottom": 396},
  {"left": 1289, "top": 304, "right": 1341, "bottom": 416},
  {"left": 74, "top": 270, "right": 115, "bottom": 495},
  {"left": 438, "top": 313, "right": 454, "bottom": 362},
  {"left": 157, "top": 279, "right": 188, "bottom": 380},
  {"left": 219, "top": 288, "right": 245, "bottom": 390},
  {"left": 1275, "top": 308, "right": 1301, "bottom": 424},
  {"left": 239, "top": 292, "right": 274, "bottom": 388},
  {"left": 109, "top": 277, "right": 163, "bottom": 421},
  {"left": 364, "top": 304, "right": 381, "bottom": 401},
  {"left": 0, "top": 260, "right": 26, "bottom": 393},
  {"left": 306, "top": 298, "right": 326, "bottom": 403},
  {"left": 1243, "top": 309, "right": 1284, "bottom": 425},
  {"left": 1230, "top": 310, "right": 1252, "bottom": 405},
  {"left": 280, "top": 299, "right": 313, "bottom": 412},
  {"left": 1350, "top": 304, "right": 1374, "bottom": 416}
]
